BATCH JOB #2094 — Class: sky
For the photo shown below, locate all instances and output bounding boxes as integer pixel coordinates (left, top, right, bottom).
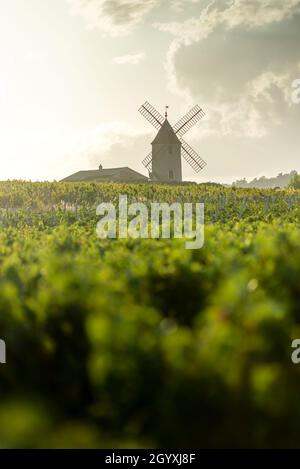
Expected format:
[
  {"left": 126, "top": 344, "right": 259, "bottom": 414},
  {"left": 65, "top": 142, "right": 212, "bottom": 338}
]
[{"left": 0, "top": 0, "right": 299, "bottom": 183}]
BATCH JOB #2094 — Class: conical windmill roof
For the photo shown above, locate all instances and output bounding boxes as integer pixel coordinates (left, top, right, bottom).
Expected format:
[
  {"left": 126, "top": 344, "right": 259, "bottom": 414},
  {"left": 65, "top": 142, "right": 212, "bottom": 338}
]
[{"left": 152, "top": 119, "right": 181, "bottom": 145}]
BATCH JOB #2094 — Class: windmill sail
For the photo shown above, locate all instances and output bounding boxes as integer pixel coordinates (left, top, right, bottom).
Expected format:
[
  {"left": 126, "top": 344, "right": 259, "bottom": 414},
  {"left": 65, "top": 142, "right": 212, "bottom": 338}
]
[
  {"left": 142, "top": 152, "right": 165, "bottom": 181},
  {"left": 173, "top": 105, "right": 205, "bottom": 138},
  {"left": 180, "top": 139, "right": 206, "bottom": 173},
  {"left": 142, "top": 151, "right": 153, "bottom": 171},
  {"left": 139, "top": 102, "right": 165, "bottom": 130},
  {"left": 142, "top": 139, "right": 172, "bottom": 172}
]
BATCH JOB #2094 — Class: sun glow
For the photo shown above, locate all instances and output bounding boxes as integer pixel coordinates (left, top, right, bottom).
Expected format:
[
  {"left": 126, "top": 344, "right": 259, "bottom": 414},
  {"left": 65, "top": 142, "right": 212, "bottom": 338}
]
[
  {"left": 0, "top": 3, "right": 70, "bottom": 179},
  {"left": 0, "top": 1, "right": 115, "bottom": 181}
]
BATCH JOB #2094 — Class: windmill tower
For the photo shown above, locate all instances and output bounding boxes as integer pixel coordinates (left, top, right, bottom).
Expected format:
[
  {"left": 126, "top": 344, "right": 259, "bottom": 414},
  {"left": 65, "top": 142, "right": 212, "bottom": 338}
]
[{"left": 139, "top": 102, "right": 206, "bottom": 182}]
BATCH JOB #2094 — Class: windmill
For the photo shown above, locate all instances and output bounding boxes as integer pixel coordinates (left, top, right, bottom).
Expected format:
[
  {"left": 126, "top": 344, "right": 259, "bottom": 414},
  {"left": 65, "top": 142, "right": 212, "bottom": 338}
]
[{"left": 139, "top": 101, "right": 206, "bottom": 182}]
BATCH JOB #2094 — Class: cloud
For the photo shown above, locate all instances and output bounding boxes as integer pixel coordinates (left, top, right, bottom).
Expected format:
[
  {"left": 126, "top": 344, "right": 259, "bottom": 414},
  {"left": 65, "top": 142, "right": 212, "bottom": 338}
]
[
  {"left": 171, "top": 0, "right": 201, "bottom": 13},
  {"left": 156, "top": 0, "right": 300, "bottom": 39},
  {"left": 67, "top": 0, "right": 159, "bottom": 36},
  {"left": 112, "top": 52, "right": 145, "bottom": 64},
  {"left": 224, "top": 0, "right": 300, "bottom": 28},
  {"left": 58, "top": 121, "right": 151, "bottom": 177},
  {"left": 154, "top": 0, "right": 300, "bottom": 137}
]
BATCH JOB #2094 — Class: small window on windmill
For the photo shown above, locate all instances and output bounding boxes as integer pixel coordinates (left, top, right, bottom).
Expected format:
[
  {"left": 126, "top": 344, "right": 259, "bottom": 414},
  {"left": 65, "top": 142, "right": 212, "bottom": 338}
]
[
  {"left": 169, "top": 170, "right": 174, "bottom": 180},
  {"left": 168, "top": 146, "right": 172, "bottom": 155}
]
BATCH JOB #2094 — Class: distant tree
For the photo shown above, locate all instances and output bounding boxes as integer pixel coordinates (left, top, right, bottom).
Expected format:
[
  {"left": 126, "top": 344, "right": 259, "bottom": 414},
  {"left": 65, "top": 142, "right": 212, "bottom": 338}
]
[
  {"left": 233, "top": 171, "right": 297, "bottom": 189},
  {"left": 288, "top": 173, "right": 300, "bottom": 189}
]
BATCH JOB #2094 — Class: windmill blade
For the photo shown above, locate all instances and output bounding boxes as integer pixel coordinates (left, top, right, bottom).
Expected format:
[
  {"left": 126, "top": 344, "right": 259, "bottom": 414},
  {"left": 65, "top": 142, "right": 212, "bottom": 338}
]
[
  {"left": 139, "top": 101, "right": 165, "bottom": 130},
  {"left": 142, "top": 151, "right": 152, "bottom": 171},
  {"left": 142, "top": 152, "right": 163, "bottom": 181},
  {"left": 174, "top": 105, "right": 205, "bottom": 137},
  {"left": 142, "top": 140, "right": 170, "bottom": 172},
  {"left": 181, "top": 139, "right": 206, "bottom": 173}
]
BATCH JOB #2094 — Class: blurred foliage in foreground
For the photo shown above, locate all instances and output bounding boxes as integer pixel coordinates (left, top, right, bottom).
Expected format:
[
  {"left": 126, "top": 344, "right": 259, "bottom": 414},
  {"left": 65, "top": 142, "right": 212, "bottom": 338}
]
[{"left": 0, "top": 181, "right": 300, "bottom": 448}]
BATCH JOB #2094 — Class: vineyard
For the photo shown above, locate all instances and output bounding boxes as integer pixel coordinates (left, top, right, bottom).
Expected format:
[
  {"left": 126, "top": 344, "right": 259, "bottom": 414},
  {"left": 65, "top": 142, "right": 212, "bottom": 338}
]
[{"left": 1, "top": 181, "right": 300, "bottom": 448}]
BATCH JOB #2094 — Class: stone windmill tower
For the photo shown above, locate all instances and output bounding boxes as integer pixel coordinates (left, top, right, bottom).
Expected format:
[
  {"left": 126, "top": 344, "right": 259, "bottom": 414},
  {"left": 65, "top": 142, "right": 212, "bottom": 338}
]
[{"left": 139, "top": 102, "right": 206, "bottom": 182}]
